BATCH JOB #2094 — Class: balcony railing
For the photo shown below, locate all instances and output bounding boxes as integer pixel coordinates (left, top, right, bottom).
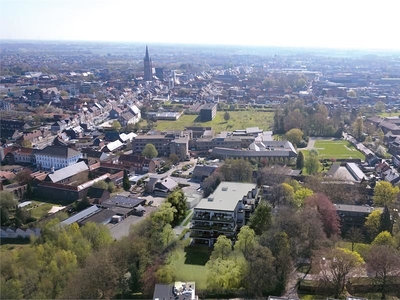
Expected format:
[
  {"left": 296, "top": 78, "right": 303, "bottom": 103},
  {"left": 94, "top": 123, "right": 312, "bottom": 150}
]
[{"left": 210, "top": 216, "right": 234, "bottom": 222}]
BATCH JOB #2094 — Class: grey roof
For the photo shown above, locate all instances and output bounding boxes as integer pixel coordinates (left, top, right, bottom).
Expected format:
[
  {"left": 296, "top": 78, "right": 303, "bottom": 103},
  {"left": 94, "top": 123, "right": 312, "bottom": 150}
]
[
  {"left": 211, "top": 147, "right": 297, "bottom": 158},
  {"left": 47, "top": 161, "right": 89, "bottom": 183},
  {"left": 156, "top": 177, "right": 178, "bottom": 190},
  {"left": 61, "top": 205, "right": 101, "bottom": 226},
  {"left": 36, "top": 145, "right": 81, "bottom": 158},
  {"left": 334, "top": 204, "right": 381, "bottom": 214},
  {"left": 195, "top": 181, "right": 256, "bottom": 212},
  {"left": 101, "top": 195, "right": 145, "bottom": 209},
  {"left": 79, "top": 209, "right": 115, "bottom": 225}
]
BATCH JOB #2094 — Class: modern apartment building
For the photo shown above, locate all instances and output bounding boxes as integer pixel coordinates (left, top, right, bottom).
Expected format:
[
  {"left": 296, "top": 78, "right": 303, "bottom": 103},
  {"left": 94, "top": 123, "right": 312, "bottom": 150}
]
[{"left": 190, "top": 181, "right": 260, "bottom": 247}]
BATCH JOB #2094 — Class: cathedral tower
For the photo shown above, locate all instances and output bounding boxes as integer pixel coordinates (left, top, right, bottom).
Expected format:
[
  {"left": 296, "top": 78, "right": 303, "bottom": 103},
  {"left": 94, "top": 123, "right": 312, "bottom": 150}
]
[{"left": 143, "top": 45, "right": 153, "bottom": 81}]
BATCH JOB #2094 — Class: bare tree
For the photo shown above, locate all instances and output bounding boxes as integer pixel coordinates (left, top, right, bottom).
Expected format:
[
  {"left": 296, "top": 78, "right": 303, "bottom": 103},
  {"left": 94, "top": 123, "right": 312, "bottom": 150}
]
[{"left": 366, "top": 245, "right": 400, "bottom": 299}]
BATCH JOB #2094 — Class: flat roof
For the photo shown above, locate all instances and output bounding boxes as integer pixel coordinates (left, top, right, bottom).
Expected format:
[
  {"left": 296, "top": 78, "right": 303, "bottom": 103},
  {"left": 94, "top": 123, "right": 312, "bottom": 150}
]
[{"left": 195, "top": 181, "right": 256, "bottom": 212}]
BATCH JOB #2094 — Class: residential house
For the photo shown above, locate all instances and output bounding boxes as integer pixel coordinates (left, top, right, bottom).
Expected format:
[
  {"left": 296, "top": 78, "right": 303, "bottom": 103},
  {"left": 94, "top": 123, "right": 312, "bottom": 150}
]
[
  {"left": 109, "top": 107, "right": 122, "bottom": 119},
  {"left": 51, "top": 120, "right": 67, "bottom": 134},
  {"left": 118, "top": 154, "right": 158, "bottom": 173},
  {"left": 153, "top": 281, "right": 197, "bottom": 300},
  {"left": 190, "top": 181, "right": 259, "bottom": 246},
  {"left": 86, "top": 187, "right": 110, "bottom": 205},
  {"left": 191, "top": 165, "right": 218, "bottom": 182},
  {"left": 146, "top": 176, "right": 178, "bottom": 197},
  {"left": 35, "top": 145, "right": 82, "bottom": 171},
  {"left": 101, "top": 140, "right": 123, "bottom": 153}
]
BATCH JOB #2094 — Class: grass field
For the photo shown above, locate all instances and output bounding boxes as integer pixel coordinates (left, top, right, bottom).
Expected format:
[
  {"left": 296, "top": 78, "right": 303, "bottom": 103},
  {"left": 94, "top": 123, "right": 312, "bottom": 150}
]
[
  {"left": 168, "top": 244, "right": 212, "bottom": 290},
  {"left": 301, "top": 139, "right": 365, "bottom": 160},
  {"left": 155, "top": 111, "right": 274, "bottom": 133},
  {"left": 24, "top": 201, "right": 64, "bottom": 219}
]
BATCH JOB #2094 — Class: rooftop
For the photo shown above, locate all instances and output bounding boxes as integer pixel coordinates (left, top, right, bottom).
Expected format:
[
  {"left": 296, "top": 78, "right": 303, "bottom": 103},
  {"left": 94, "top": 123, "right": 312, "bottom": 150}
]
[{"left": 195, "top": 181, "right": 256, "bottom": 212}]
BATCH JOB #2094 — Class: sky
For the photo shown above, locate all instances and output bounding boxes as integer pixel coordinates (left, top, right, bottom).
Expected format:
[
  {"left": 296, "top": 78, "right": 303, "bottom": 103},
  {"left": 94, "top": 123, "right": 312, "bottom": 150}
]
[{"left": 0, "top": 0, "right": 399, "bottom": 50}]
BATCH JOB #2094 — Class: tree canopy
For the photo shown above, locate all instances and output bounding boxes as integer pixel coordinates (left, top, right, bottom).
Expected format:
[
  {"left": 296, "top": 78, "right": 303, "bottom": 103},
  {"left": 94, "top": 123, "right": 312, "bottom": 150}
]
[
  {"left": 373, "top": 181, "right": 399, "bottom": 207},
  {"left": 141, "top": 143, "right": 158, "bottom": 159}
]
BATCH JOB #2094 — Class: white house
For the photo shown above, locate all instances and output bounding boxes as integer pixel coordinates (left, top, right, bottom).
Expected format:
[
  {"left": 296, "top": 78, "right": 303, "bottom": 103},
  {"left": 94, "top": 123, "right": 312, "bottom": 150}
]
[{"left": 34, "top": 145, "right": 82, "bottom": 171}]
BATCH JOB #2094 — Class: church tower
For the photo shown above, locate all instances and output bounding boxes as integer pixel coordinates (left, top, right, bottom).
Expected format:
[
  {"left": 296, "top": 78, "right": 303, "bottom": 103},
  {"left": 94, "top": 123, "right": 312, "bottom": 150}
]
[{"left": 143, "top": 45, "right": 153, "bottom": 81}]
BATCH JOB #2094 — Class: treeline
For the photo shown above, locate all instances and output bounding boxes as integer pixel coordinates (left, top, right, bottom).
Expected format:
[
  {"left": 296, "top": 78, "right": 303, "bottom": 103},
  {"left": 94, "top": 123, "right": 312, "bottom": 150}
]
[{"left": 273, "top": 99, "right": 353, "bottom": 137}]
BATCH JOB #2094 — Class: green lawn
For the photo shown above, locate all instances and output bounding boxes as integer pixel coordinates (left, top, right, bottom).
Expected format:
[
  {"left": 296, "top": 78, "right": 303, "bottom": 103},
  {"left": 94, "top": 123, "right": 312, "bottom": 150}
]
[
  {"left": 301, "top": 139, "right": 365, "bottom": 160},
  {"left": 168, "top": 244, "right": 212, "bottom": 290},
  {"left": 155, "top": 111, "right": 274, "bottom": 133},
  {"left": 25, "top": 201, "right": 63, "bottom": 219}
]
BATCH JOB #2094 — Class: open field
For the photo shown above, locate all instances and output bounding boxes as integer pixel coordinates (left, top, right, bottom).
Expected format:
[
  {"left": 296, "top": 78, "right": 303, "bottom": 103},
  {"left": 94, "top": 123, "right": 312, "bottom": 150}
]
[
  {"left": 168, "top": 244, "right": 212, "bottom": 290},
  {"left": 155, "top": 111, "right": 274, "bottom": 133},
  {"left": 301, "top": 139, "right": 365, "bottom": 160},
  {"left": 24, "top": 200, "right": 64, "bottom": 220}
]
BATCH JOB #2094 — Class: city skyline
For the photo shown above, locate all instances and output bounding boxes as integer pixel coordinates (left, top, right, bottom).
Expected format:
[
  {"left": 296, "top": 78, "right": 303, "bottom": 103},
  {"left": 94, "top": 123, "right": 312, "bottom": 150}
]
[{"left": 0, "top": 0, "right": 399, "bottom": 51}]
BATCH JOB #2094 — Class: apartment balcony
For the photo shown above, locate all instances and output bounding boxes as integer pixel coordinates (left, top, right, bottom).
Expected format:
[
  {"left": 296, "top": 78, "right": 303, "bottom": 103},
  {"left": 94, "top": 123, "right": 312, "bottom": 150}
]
[
  {"left": 210, "top": 215, "right": 234, "bottom": 223},
  {"left": 192, "top": 213, "right": 211, "bottom": 221},
  {"left": 190, "top": 231, "right": 220, "bottom": 239}
]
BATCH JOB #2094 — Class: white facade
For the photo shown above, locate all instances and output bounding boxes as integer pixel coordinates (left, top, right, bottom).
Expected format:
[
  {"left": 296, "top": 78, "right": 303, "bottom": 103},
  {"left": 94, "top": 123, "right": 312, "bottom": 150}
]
[{"left": 35, "top": 153, "right": 82, "bottom": 170}]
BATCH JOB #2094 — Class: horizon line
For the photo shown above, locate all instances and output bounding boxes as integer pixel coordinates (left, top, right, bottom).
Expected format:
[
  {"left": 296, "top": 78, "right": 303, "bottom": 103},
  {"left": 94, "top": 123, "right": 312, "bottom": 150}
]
[{"left": 1, "top": 38, "right": 400, "bottom": 53}]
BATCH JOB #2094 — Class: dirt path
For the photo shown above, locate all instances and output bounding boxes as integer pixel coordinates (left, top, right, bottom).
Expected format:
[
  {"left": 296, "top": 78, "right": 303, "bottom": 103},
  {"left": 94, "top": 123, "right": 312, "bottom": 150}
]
[{"left": 304, "top": 137, "right": 316, "bottom": 150}]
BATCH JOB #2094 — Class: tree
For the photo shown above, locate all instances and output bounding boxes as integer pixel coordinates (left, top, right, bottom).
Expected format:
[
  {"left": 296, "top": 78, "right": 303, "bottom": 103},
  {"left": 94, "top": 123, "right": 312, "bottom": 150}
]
[
  {"left": 305, "top": 193, "right": 341, "bottom": 238},
  {"left": 366, "top": 245, "right": 400, "bottom": 299},
  {"left": 285, "top": 128, "right": 303, "bottom": 146},
  {"left": 111, "top": 120, "right": 121, "bottom": 131},
  {"left": 374, "top": 100, "right": 386, "bottom": 113},
  {"left": 14, "top": 168, "right": 32, "bottom": 185},
  {"left": 142, "top": 143, "right": 158, "bottom": 159},
  {"left": 244, "top": 244, "right": 277, "bottom": 297},
  {"left": 92, "top": 180, "right": 108, "bottom": 190},
  {"left": 0, "top": 191, "right": 17, "bottom": 209},
  {"left": 151, "top": 202, "right": 176, "bottom": 229},
  {"left": 206, "top": 256, "right": 246, "bottom": 291},
  {"left": 223, "top": 111, "right": 230, "bottom": 122},
  {"left": 80, "top": 222, "right": 113, "bottom": 251},
  {"left": 166, "top": 189, "right": 187, "bottom": 226},
  {"left": 161, "top": 224, "right": 175, "bottom": 247},
  {"left": 293, "top": 188, "right": 314, "bottom": 208},
  {"left": 365, "top": 209, "right": 382, "bottom": 242},
  {"left": 374, "top": 181, "right": 399, "bottom": 207},
  {"left": 347, "top": 89, "right": 357, "bottom": 98},
  {"left": 21, "top": 139, "right": 32, "bottom": 148},
  {"left": 296, "top": 151, "right": 305, "bottom": 169},
  {"left": 122, "top": 170, "right": 131, "bottom": 191},
  {"left": 169, "top": 153, "right": 180, "bottom": 165},
  {"left": 220, "top": 158, "right": 253, "bottom": 182},
  {"left": 312, "top": 248, "right": 364, "bottom": 299},
  {"left": 0, "top": 207, "right": 10, "bottom": 226},
  {"left": 234, "top": 225, "right": 256, "bottom": 258},
  {"left": 76, "top": 197, "right": 91, "bottom": 212},
  {"left": 248, "top": 201, "right": 272, "bottom": 235},
  {"left": 305, "top": 150, "right": 321, "bottom": 175},
  {"left": 380, "top": 205, "right": 392, "bottom": 234},
  {"left": 210, "top": 235, "right": 232, "bottom": 260},
  {"left": 352, "top": 117, "right": 364, "bottom": 141},
  {"left": 345, "top": 228, "right": 364, "bottom": 252},
  {"left": 372, "top": 231, "right": 396, "bottom": 247}
]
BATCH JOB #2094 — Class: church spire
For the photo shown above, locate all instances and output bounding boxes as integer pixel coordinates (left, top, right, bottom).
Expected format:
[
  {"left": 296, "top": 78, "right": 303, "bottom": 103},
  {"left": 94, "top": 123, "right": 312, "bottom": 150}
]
[{"left": 145, "top": 45, "right": 150, "bottom": 61}]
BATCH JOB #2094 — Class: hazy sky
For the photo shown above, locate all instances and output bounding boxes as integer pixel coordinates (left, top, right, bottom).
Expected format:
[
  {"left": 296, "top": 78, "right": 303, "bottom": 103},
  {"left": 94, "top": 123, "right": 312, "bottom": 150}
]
[{"left": 0, "top": 0, "right": 399, "bottom": 50}]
